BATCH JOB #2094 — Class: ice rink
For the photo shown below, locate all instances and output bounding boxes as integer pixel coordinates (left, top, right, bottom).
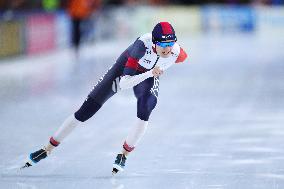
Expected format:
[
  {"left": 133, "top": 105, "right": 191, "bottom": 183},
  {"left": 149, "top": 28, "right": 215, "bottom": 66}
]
[{"left": 1, "top": 34, "right": 284, "bottom": 189}]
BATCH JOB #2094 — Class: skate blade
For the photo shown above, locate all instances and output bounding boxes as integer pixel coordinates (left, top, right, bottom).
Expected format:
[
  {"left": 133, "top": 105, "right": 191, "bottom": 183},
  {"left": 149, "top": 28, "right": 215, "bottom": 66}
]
[
  {"left": 112, "top": 164, "right": 124, "bottom": 172},
  {"left": 20, "top": 162, "right": 32, "bottom": 170},
  {"left": 112, "top": 168, "right": 119, "bottom": 175}
]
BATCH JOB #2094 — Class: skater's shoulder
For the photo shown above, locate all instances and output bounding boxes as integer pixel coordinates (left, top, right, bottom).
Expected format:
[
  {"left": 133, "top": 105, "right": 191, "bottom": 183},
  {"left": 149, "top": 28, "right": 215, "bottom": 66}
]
[
  {"left": 172, "top": 43, "right": 188, "bottom": 56},
  {"left": 173, "top": 43, "right": 188, "bottom": 63},
  {"left": 168, "top": 43, "right": 181, "bottom": 57}
]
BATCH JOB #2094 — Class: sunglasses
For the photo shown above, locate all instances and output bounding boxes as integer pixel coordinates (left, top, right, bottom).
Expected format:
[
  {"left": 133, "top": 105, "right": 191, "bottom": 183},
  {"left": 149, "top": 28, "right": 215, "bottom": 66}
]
[{"left": 156, "top": 41, "right": 175, "bottom": 48}]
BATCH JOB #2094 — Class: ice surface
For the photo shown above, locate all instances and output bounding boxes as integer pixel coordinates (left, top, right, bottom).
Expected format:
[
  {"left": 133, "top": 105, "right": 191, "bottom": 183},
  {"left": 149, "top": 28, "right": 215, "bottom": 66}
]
[{"left": 1, "top": 34, "right": 284, "bottom": 189}]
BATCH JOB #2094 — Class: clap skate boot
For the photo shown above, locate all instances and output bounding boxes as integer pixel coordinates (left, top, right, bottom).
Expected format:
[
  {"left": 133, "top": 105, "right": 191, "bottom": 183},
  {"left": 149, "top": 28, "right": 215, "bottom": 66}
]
[
  {"left": 21, "top": 148, "right": 48, "bottom": 169},
  {"left": 112, "top": 154, "right": 127, "bottom": 175}
]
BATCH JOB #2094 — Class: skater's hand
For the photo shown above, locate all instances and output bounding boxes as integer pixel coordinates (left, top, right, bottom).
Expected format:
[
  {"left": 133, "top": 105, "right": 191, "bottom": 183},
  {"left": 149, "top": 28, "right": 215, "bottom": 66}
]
[{"left": 152, "top": 66, "right": 164, "bottom": 77}]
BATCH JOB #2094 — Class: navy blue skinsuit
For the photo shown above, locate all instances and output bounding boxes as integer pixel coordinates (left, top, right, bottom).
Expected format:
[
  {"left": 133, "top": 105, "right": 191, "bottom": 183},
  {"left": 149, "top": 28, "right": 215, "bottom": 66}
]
[{"left": 74, "top": 39, "right": 159, "bottom": 122}]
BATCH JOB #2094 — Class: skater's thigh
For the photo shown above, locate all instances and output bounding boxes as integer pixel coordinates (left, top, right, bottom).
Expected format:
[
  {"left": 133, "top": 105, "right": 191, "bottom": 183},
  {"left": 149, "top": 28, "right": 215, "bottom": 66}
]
[
  {"left": 75, "top": 70, "right": 120, "bottom": 122},
  {"left": 136, "top": 93, "right": 157, "bottom": 121},
  {"left": 89, "top": 69, "right": 120, "bottom": 104},
  {"left": 134, "top": 77, "right": 159, "bottom": 121},
  {"left": 134, "top": 77, "right": 159, "bottom": 98}
]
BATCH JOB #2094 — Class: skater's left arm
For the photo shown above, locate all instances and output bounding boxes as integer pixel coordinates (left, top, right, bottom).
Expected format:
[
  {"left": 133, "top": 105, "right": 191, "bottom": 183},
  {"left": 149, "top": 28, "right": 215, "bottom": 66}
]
[
  {"left": 119, "top": 67, "right": 163, "bottom": 90},
  {"left": 119, "top": 70, "right": 154, "bottom": 90}
]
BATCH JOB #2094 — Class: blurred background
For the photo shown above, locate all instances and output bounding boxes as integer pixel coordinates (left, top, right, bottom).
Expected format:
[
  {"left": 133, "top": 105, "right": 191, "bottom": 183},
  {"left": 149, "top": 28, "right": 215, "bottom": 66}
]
[
  {"left": 0, "top": 0, "right": 283, "bottom": 103},
  {"left": 0, "top": 0, "right": 284, "bottom": 60},
  {"left": 1, "top": 1, "right": 284, "bottom": 189}
]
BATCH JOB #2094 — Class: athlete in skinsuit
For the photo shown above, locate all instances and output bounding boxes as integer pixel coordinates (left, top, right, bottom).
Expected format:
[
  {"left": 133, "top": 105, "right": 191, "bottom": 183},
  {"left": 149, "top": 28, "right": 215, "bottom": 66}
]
[{"left": 22, "top": 22, "right": 188, "bottom": 174}]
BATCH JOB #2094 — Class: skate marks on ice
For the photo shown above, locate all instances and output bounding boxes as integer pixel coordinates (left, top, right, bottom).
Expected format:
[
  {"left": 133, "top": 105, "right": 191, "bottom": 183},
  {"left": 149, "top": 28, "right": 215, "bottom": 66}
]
[
  {"left": 1, "top": 154, "right": 31, "bottom": 174},
  {"left": 110, "top": 177, "right": 125, "bottom": 189},
  {"left": 1, "top": 173, "right": 113, "bottom": 189},
  {"left": 1, "top": 172, "right": 154, "bottom": 189},
  {"left": 1, "top": 173, "right": 112, "bottom": 180},
  {"left": 16, "top": 182, "right": 37, "bottom": 189},
  {"left": 2, "top": 157, "right": 284, "bottom": 189},
  {"left": 1, "top": 152, "right": 63, "bottom": 174}
]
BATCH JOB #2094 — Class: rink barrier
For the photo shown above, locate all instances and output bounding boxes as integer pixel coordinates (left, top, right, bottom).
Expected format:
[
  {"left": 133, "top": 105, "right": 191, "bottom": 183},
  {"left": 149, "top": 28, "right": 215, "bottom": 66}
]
[
  {"left": 201, "top": 5, "right": 256, "bottom": 33},
  {"left": 0, "top": 11, "right": 71, "bottom": 59},
  {"left": 1, "top": 6, "right": 284, "bottom": 59},
  {"left": 255, "top": 6, "right": 284, "bottom": 40},
  {"left": 25, "top": 13, "right": 56, "bottom": 55},
  {"left": 94, "top": 5, "right": 284, "bottom": 40},
  {"left": 0, "top": 19, "right": 24, "bottom": 58}
]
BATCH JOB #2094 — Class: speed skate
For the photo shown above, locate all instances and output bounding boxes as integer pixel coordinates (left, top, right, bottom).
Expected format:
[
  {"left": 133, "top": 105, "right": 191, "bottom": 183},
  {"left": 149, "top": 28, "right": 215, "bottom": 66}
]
[
  {"left": 112, "top": 154, "right": 127, "bottom": 175},
  {"left": 20, "top": 148, "right": 48, "bottom": 169}
]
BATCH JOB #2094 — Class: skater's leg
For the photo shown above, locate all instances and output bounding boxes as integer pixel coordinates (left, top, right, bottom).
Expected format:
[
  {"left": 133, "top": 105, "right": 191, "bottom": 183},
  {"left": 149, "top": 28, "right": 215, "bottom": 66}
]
[
  {"left": 25, "top": 67, "right": 120, "bottom": 168},
  {"left": 25, "top": 95, "right": 109, "bottom": 168},
  {"left": 46, "top": 96, "right": 103, "bottom": 152},
  {"left": 45, "top": 67, "right": 118, "bottom": 152},
  {"left": 122, "top": 117, "right": 148, "bottom": 156},
  {"left": 121, "top": 77, "right": 159, "bottom": 155},
  {"left": 113, "top": 94, "right": 157, "bottom": 173},
  {"left": 22, "top": 96, "right": 104, "bottom": 168},
  {"left": 45, "top": 114, "right": 81, "bottom": 152},
  {"left": 122, "top": 93, "right": 157, "bottom": 155},
  {"left": 113, "top": 77, "right": 159, "bottom": 174},
  {"left": 113, "top": 77, "right": 158, "bottom": 174}
]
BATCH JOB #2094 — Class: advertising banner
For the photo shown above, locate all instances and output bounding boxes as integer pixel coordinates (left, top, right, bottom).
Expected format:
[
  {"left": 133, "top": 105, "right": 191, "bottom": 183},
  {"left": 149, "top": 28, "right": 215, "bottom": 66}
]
[
  {"left": 95, "top": 6, "right": 202, "bottom": 41},
  {"left": 256, "top": 7, "right": 284, "bottom": 40},
  {"left": 202, "top": 6, "right": 256, "bottom": 33},
  {"left": 151, "top": 6, "right": 202, "bottom": 38},
  {"left": 26, "top": 13, "right": 56, "bottom": 55},
  {"left": 0, "top": 20, "right": 24, "bottom": 58},
  {"left": 55, "top": 12, "right": 71, "bottom": 48}
]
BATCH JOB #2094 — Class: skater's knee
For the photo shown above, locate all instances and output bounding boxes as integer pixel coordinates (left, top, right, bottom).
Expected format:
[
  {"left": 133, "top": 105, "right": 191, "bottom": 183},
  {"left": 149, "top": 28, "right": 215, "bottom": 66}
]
[
  {"left": 74, "top": 97, "right": 102, "bottom": 122},
  {"left": 137, "top": 113, "right": 151, "bottom": 121},
  {"left": 74, "top": 112, "right": 89, "bottom": 122}
]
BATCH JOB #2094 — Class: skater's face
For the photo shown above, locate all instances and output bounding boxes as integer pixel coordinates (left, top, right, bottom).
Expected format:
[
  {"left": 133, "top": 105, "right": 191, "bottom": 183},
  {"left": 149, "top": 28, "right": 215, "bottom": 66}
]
[{"left": 155, "top": 40, "right": 175, "bottom": 58}]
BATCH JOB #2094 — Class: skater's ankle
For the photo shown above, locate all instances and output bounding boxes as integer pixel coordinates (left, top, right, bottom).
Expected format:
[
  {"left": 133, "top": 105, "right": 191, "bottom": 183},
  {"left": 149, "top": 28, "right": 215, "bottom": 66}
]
[
  {"left": 122, "top": 150, "right": 130, "bottom": 156},
  {"left": 45, "top": 143, "right": 55, "bottom": 154}
]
